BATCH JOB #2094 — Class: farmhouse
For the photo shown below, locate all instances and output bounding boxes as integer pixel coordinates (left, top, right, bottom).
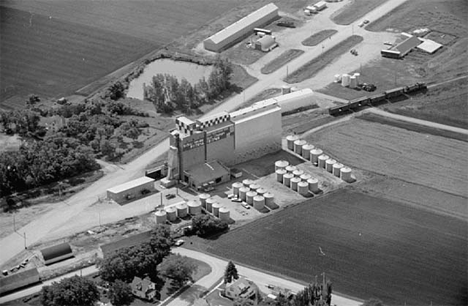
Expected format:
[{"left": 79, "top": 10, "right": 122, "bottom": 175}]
[
  {"left": 106, "top": 176, "right": 155, "bottom": 204},
  {"left": 40, "top": 243, "right": 74, "bottom": 265},
  {"left": 224, "top": 278, "right": 260, "bottom": 302},
  {"left": 131, "top": 276, "right": 156, "bottom": 300},
  {"left": 203, "top": 3, "right": 279, "bottom": 52}
]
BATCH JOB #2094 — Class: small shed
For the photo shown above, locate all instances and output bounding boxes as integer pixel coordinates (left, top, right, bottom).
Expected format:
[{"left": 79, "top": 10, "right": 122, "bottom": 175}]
[
  {"left": 107, "top": 176, "right": 155, "bottom": 204},
  {"left": 40, "top": 243, "right": 74, "bottom": 265},
  {"left": 254, "top": 35, "right": 278, "bottom": 52}
]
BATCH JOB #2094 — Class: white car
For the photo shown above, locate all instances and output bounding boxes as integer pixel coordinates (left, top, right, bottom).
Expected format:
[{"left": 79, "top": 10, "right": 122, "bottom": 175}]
[{"left": 174, "top": 239, "right": 185, "bottom": 246}]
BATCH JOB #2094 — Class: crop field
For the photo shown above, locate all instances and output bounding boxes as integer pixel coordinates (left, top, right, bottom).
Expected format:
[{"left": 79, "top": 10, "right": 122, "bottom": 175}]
[
  {"left": 0, "top": 0, "right": 249, "bottom": 107},
  {"left": 304, "top": 118, "right": 467, "bottom": 197},
  {"left": 331, "top": 0, "right": 389, "bottom": 25},
  {"left": 206, "top": 188, "right": 468, "bottom": 305}
]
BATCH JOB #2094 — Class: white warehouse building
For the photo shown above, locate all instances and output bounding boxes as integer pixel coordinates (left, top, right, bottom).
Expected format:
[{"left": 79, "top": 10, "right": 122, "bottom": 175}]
[
  {"left": 253, "top": 88, "right": 315, "bottom": 114},
  {"left": 203, "top": 3, "right": 279, "bottom": 52}
]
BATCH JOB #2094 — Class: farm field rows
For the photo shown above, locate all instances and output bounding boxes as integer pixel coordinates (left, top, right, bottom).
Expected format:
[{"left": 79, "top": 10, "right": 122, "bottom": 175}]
[
  {"left": 206, "top": 188, "right": 468, "bottom": 305},
  {"left": 0, "top": 0, "right": 249, "bottom": 107},
  {"left": 304, "top": 118, "right": 467, "bottom": 197}
]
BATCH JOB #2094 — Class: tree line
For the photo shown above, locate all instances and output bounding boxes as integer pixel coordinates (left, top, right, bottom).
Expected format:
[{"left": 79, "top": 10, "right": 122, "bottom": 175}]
[{"left": 144, "top": 56, "right": 233, "bottom": 114}]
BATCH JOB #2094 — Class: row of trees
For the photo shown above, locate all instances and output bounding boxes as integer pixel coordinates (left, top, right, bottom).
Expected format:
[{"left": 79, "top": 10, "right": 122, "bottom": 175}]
[
  {"left": 0, "top": 136, "right": 99, "bottom": 198},
  {"left": 144, "top": 57, "right": 233, "bottom": 113}
]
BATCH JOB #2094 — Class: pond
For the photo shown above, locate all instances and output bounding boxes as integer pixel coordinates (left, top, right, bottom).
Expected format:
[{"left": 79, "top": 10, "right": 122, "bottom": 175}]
[{"left": 126, "top": 59, "right": 213, "bottom": 100}]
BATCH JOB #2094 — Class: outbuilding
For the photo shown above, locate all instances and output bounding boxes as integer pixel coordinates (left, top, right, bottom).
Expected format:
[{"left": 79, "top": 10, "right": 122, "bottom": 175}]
[
  {"left": 40, "top": 243, "right": 74, "bottom": 265},
  {"left": 183, "top": 160, "right": 230, "bottom": 190},
  {"left": 254, "top": 35, "right": 278, "bottom": 52},
  {"left": 107, "top": 176, "right": 155, "bottom": 204},
  {"left": 0, "top": 268, "right": 41, "bottom": 295}
]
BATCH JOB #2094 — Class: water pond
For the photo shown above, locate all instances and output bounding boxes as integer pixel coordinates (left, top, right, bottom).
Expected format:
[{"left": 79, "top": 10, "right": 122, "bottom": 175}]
[{"left": 126, "top": 59, "right": 213, "bottom": 100}]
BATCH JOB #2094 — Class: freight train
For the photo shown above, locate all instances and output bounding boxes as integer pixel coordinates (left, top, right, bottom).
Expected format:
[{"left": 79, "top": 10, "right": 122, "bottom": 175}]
[{"left": 328, "top": 82, "right": 427, "bottom": 116}]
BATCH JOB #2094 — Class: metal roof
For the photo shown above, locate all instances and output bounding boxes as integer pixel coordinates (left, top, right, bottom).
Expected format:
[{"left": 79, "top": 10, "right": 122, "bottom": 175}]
[
  {"left": 41, "top": 243, "right": 73, "bottom": 262},
  {"left": 417, "top": 39, "right": 442, "bottom": 53},
  {"left": 205, "top": 3, "right": 278, "bottom": 45},
  {"left": 185, "top": 161, "right": 229, "bottom": 185},
  {"left": 107, "top": 177, "right": 155, "bottom": 194},
  {"left": 0, "top": 268, "right": 40, "bottom": 295}
]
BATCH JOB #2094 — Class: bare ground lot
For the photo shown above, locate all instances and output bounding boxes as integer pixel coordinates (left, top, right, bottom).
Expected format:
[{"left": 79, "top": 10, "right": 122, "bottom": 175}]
[
  {"left": 204, "top": 188, "right": 468, "bottom": 305},
  {"left": 304, "top": 118, "right": 468, "bottom": 197},
  {"left": 331, "top": 0, "right": 389, "bottom": 25}
]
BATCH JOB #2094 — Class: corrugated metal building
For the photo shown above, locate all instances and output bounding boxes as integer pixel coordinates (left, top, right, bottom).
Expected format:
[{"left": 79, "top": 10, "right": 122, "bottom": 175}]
[
  {"left": 40, "top": 243, "right": 74, "bottom": 266},
  {"left": 204, "top": 3, "right": 279, "bottom": 52},
  {"left": 0, "top": 268, "right": 41, "bottom": 295},
  {"left": 107, "top": 177, "right": 155, "bottom": 204}
]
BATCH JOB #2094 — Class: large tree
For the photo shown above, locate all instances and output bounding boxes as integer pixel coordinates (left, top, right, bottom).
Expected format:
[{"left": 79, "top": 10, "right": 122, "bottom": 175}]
[
  {"left": 98, "top": 225, "right": 172, "bottom": 282},
  {"left": 40, "top": 275, "right": 100, "bottom": 306},
  {"left": 224, "top": 261, "right": 239, "bottom": 284},
  {"left": 158, "top": 254, "right": 197, "bottom": 286},
  {"left": 108, "top": 280, "right": 134, "bottom": 306},
  {"left": 192, "top": 214, "right": 228, "bottom": 237}
]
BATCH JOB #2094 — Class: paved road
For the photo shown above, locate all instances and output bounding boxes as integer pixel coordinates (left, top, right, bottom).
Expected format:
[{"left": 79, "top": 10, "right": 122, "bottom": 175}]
[
  {"left": 168, "top": 248, "right": 364, "bottom": 306},
  {"left": 0, "top": 0, "right": 411, "bottom": 267}
]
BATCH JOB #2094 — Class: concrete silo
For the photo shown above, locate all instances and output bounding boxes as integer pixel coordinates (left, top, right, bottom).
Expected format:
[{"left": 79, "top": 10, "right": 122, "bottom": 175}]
[
  {"left": 187, "top": 200, "right": 202, "bottom": 215},
  {"left": 176, "top": 203, "right": 188, "bottom": 218},
  {"left": 308, "top": 178, "right": 319, "bottom": 193},
  {"left": 275, "top": 160, "right": 289, "bottom": 171},
  {"left": 212, "top": 203, "right": 222, "bottom": 217},
  {"left": 199, "top": 193, "right": 210, "bottom": 209},
  {"left": 310, "top": 148, "right": 323, "bottom": 165},
  {"left": 291, "top": 177, "right": 301, "bottom": 191},
  {"left": 253, "top": 196, "right": 265, "bottom": 210},
  {"left": 283, "top": 173, "right": 294, "bottom": 187},
  {"left": 165, "top": 207, "right": 177, "bottom": 222},
  {"left": 231, "top": 183, "right": 243, "bottom": 198},
  {"left": 298, "top": 181, "right": 309, "bottom": 196},
  {"left": 332, "top": 163, "right": 343, "bottom": 177},
  {"left": 246, "top": 191, "right": 257, "bottom": 205},
  {"left": 294, "top": 139, "right": 307, "bottom": 155},
  {"left": 301, "top": 144, "right": 314, "bottom": 159},
  {"left": 276, "top": 169, "right": 286, "bottom": 183},
  {"left": 326, "top": 159, "right": 336, "bottom": 173},
  {"left": 239, "top": 187, "right": 249, "bottom": 201},
  {"left": 219, "top": 207, "right": 230, "bottom": 221},
  {"left": 286, "top": 135, "right": 299, "bottom": 151},
  {"left": 318, "top": 154, "right": 329, "bottom": 169},
  {"left": 154, "top": 210, "right": 167, "bottom": 225},
  {"left": 206, "top": 198, "right": 216, "bottom": 213}
]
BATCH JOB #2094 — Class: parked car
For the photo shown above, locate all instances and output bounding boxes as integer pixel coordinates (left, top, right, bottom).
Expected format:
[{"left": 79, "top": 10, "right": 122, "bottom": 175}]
[
  {"left": 165, "top": 193, "right": 176, "bottom": 200},
  {"left": 232, "top": 198, "right": 242, "bottom": 202},
  {"left": 174, "top": 239, "right": 185, "bottom": 246}
]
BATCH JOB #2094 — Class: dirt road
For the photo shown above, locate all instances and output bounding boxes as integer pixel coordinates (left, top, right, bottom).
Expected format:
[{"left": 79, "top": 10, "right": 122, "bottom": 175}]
[{"left": 0, "top": 0, "right": 411, "bottom": 267}]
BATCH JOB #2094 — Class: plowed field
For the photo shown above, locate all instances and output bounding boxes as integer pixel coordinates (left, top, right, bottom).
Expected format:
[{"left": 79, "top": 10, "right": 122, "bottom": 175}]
[
  {"left": 304, "top": 118, "right": 468, "bottom": 197},
  {"left": 206, "top": 188, "right": 468, "bottom": 305}
]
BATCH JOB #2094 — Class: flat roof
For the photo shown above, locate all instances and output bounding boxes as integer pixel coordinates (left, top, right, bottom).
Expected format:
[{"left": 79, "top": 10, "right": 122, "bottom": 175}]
[
  {"left": 107, "top": 176, "right": 155, "bottom": 194},
  {"left": 185, "top": 161, "right": 229, "bottom": 185},
  {"left": 205, "top": 3, "right": 278, "bottom": 45},
  {"left": 197, "top": 111, "right": 229, "bottom": 124},
  {"left": 417, "top": 39, "right": 443, "bottom": 53},
  {"left": 205, "top": 120, "right": 233, "bottom": 132},
  {"left": 230, "top": 104, "right": 281, "bottom": 123},
  {"left": 176, "top": 116, "right": 195, "bottom": 126}
]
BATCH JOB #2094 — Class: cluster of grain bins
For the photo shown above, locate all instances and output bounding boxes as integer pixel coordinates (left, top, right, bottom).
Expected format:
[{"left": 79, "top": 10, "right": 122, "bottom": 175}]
[
  {"left": 276, "top": 160, "right": 319, "bottom": 196},
  {"left": 285, "top": 135, "right": 354, "bottom": 182},
  {"left": 231, "top": 179, "right": 277, "bottom": 211},
  {"left": 199, "top": 194, "right": 231, "bottom": 221},
  {"left": 203, "top": 3, "right": 279, "bottom": 52},
  {"left": 153, "top": 199, "right": 206, "bottom": 224},
  {"left": 334, "top": 73, "right": 361, "bottom": 89}
]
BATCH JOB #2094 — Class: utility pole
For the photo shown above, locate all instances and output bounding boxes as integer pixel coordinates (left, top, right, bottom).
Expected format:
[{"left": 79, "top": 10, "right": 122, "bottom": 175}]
[
  {"left": 286, "top": 65, "right": 289, "bottom": 78},
  {"left": 23, "top": 232, "right": 27, "bottom": 249},
  {"left": 13, "top": 214, "right": 16, "bottom": 232}
]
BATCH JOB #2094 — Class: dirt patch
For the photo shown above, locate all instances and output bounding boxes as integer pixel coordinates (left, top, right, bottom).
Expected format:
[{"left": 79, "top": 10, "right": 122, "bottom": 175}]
[
  {"left": 260, "top": 49, "right": 304, "bottom": 74},
  {"left": 304, "top": 118, "right": 467, "bottom": 197},
  {"left": 205, "top": 188, "right": 468, "bottom": 305},
  {"left": 285, "top": 35, "right": 363, "bottom": 84},
  {"left": 282, "top": 109, "right": 337, "bottom": 135},
  {"left": 331, "top": 0, "right": 389, "bottom": 25},
  {"left": 301, "top": 29, "right": 337, "bottom": 46}
]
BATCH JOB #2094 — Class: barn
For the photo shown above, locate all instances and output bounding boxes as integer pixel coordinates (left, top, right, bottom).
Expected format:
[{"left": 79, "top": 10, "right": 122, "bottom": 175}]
[
  {"left": 203, "top": 3, "right": 279, "bottom": 52},
  {"left": 40, "top": 243, "right": 74, "bottom": 265},
  {"left": 107, "top": 176, "right": 155, "bottom": 204}
]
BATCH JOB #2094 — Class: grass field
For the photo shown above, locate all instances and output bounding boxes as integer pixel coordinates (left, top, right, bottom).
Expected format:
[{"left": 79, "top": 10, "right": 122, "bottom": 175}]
[
  {"left": 260, "top": 49, "right": 304, "bottom": 74},
  {"left": 301, "top": 29, "right": 337, "bottom": 47},
  {"left": 284, "top": 35, "right": 363, "bottom": 84},
  {"left": 205, "top": 188, "right": 468, "bottom": 305},
  {"left": 304, "top": 118, "right": 467, "bottom": 197},
  {"left": 0, "top": 0, "right": 249, "bottom": 107},
  {"left": 331, "top": 0, "right": 389, "bottom": 25}
]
